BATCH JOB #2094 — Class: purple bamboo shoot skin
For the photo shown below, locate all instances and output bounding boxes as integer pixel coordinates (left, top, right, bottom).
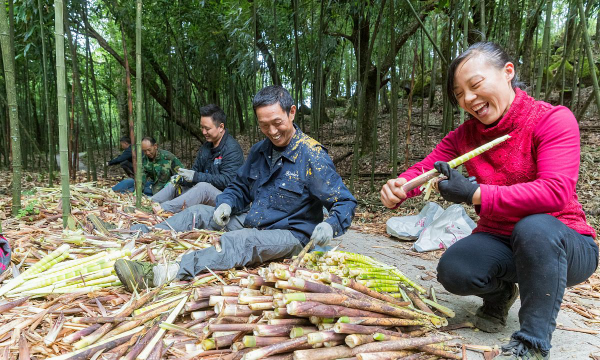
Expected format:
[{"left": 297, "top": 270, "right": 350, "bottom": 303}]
[
  {"left": 191, "top": 310, "right": 216, "bottom": 321},
  {"left": 184, "top": 299, "right": 211, "bottom": 312},
  {"left": 350, "top": 334, "right": 455, "bottom": 355},
  {"left": 249, "top": 302, "right": 275, "bottom": 311},
  {"left": 274, "top": 307, "right": 289, "bottom": 317},
  {"left": 238, "top": 295, "right": 274, "bottom": 305},
  {"left": 333, "top": 323, "right": 390, "bottom": 335},
  {"left": 317, "top": 323, "right": 336, "bottom": 331},
  {"left": 355, "top": 351, "right": 413, "bottom": 360},
  {"left": 289, "top": 326, "right": 319, "bottom": 338},
  {"left": 221, "top": 286, "right": 242, "bottom": 296},
  {"left": 242, "top": 336, "right": 309, "bottom": 360},
  {"left": 264, "top": 273, "right": 278, "bottom": 283},
  {"left": 337, "top": 317, "right": 433, "bottom": 328},
  {"left": 63, "top": 324, "right": 102, "bottom": 344},
  {"left": 309, "top": 316, "right": 335, "bottom": 324},
  {"left": 307, "top": 331, "right": 346, "bottom": 345},
  {"left": 195, "top": 286, "right": 223, "bottom": 300},
  {"left": 240, "top": 289, "right": 263, "bottom": 298},
  {"left": 287, "top": 301, "right": 388, "bottom": 318},
  {"left": 292, "top": 345, "right": 354, "bottom": 360},
  {"left": 253, "top": 324, "right": 297, "bottom": 337},
  {"left": 345, "top": 334, "right": 376, "bottom": 348},
  {"left": 415, "top": 344, "right": 462, "bottom": 360},
  {"left": 243, "top": 336, "right": 291, "bottom": 347},
  {"left": 261, "top": 286, "right": 280, "bottom": 296},
  {"left": 268, "top": 319, "right": 311, "bottom": 326},
  {"left": 216, "top": 304, "right": 261, "bottom": 317},
  {"left": 284, "top": 293, "right": 435, "bottom": 323},
  {"left": 276, "top": 280, "right": 304, "bottom": 291},
  {"left": 209, "top": 296, "right": 239, "bottom": 306},
  {"left": 341, "top": 278, "right": 411, "bottom": 307},
  {"left": 209, "top": 324, "right": 258, "bottom": 332},
  {"left": 209, "top": 316, "right": 251, "bottom": 324}
]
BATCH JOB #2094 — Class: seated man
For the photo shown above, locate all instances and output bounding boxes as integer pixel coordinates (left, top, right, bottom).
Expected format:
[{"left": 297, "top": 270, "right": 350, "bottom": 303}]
[
  {"left": 115, "top": 86, "right": 357, "bottom": 292},
  {"left": 151, "top": 104, "right": 244, "bottom": 213},
  {"left": 112, "top": 137, "right": 183, "bottom": 196},
  {"left": 107, "top": 136, "right": 134, "bottom": 177}
]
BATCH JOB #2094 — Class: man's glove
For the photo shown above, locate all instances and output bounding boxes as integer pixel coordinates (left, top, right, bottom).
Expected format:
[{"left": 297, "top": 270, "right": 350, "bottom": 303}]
[
  {"left": 213, "top": 204, "right": 232, "bottom": 226},
  {"left": 310, "top": 222, "right": 334, "bottom": 247},
  {"left": 434, "top": 161, "right": 480, "bottom": 204},
  {"left": 178, "top": 168, "right": 195, "bottom": 182}
]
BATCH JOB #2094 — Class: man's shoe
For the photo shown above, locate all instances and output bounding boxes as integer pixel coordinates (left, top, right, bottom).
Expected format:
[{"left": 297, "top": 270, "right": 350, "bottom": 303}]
[
  {"left": 475, "top": 282, "right": 519, "bottom": 333},
  {"left": 114, "top": 259, "right": 155, "bottom": 293},
  {"left": 495, "top": 338, "right": 549, "bottom": 359}
]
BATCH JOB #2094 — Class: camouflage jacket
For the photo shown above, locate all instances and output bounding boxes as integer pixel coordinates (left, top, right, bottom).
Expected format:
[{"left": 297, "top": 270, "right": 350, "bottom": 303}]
[{"left": 143, "top": 149, "right": 183, "bottom": 194}]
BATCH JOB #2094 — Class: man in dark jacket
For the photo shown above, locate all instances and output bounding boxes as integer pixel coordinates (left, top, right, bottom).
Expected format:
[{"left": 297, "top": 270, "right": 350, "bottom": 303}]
[
  {"left": 114, "top": 86, "right": 357, "bottom": 292},
  {"left": 151, "top": 104, "right": 244, "bottom": 213},
  {"left": 107, "top": 137, "right": 133, "bottom": 177}
]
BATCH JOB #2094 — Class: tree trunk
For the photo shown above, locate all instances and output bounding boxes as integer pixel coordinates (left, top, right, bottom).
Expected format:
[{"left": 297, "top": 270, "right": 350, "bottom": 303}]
[
  {"left": 38, "top": 0, "right": 54, "bottom": 186},
  {"left": 519, "top": 0, "right": 545, "bottom": 84},
  {"left": 121, "top": 24, "right": 137, "bottom": 186},
  {"left": 534, "top": 0, "right": 553, "bottom": 98},
  {"left": 64, "top": 8, "right": 96, "bottom": 181},
  {"left": 390, "top": 0, "right": 398, "bottom": 176},
  {"left": 0, "top": 0, "right": 22, "bottom": 214},
  {"left": 578, "top": 0, "right": 600, "bottom": 116},
  {"left": 135, "top": 0, "right": 143, "bottom": 207},
  {"left": 54, "top": 0, "right": 71, "bottom": 226}
]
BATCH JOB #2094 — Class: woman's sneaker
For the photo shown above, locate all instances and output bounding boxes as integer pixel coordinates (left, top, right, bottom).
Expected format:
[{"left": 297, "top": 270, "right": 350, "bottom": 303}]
[{"left": 475, "top": 283, "right": 519, "bottom": 333}]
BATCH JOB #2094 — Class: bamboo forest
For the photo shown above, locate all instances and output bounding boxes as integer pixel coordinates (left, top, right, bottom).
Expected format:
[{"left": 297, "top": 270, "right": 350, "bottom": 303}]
[{"left": 0, "top": 0, "right": 599, "bottom": 359}]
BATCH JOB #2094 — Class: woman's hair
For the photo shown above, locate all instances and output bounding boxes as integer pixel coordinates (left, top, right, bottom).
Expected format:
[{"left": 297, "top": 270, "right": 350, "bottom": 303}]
[{"left": 446, "top": 42, "right": 523, "bottom": 107}]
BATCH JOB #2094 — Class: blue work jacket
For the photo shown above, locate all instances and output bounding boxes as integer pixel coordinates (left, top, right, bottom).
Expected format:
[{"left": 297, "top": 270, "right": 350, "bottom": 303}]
[{"left": 216, "top": 125, "right": 357, "bottom": 245}]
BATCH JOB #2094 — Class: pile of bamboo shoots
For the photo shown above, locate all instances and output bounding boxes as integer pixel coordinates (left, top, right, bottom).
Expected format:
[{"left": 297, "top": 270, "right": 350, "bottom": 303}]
[{"left": 0, "top": 248, "right": 461, "bottom": 359}]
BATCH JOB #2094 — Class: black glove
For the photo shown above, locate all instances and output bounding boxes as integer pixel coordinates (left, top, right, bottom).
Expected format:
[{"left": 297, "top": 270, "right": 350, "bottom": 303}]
[{"left": 434, "top": 161, "right": 480, "bottom": 204}]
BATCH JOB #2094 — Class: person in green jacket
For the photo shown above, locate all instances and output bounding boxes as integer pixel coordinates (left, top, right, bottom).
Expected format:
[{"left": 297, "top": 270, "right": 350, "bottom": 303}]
[{"left": 112, "top": 137, "right": 183, "bottom": 195}]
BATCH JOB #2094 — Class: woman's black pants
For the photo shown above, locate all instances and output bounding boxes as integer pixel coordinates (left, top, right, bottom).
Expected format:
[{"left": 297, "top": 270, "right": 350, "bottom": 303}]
[{"left": 437, "top": 214, "right": 598, "bottom": 351}]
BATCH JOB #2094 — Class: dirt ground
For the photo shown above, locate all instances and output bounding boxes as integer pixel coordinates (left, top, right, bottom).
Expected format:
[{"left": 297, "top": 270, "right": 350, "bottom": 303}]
[{"left": 335, "top": 229, "right": 600, "bottom": 359}]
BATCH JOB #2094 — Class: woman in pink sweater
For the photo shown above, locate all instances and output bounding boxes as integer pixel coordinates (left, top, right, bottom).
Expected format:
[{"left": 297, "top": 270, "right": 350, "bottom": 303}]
[{"left": 381, "top": 42, "right": 598, "bottom": 359}]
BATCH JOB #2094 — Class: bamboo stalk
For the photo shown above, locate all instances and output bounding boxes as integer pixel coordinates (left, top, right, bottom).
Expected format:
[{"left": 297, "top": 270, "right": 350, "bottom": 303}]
[
  {"left": 0, "top": 244, "right": 70, "bottom": 296},
  {"left": 350, "top": 334, "right": 454, "bottom": 355},
  {"left": 307, "top": 331, "right": 346, "bottom": 345},
  {"left": 242, "top": 336, "right": 308, "bottom": 360},
  {"left": 337, "top": 317, "right": 433, "bottom": 327},
  {"left": 355, "top": 351, "right": 413, "bottom": 360},
  {"left": 287, "top": 301, "right": 387, "bottom": 318},
  {"left": 345, "top": 334, "right": 375, "bottom": 348},
  {"left": 285, "top": 293, "right": 441, "bottom": 324},
  {"left": 293, "top": 345, "right": 354, "bottom": 360},
  {"left": 401, "top": 135, "right": 511, "bottom": 193},
  {"left": 243, "top": 336, "right": 291, "bottom": 348}
]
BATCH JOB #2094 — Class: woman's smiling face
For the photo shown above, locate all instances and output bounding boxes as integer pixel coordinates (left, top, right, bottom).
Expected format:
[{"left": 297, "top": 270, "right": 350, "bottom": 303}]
[{"left": 453, "top": 54, "right": 516, "bottom": 125}]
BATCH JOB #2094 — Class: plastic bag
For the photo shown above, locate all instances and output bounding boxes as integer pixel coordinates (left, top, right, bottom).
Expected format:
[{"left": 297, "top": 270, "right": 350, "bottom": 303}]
[
  {"left": 386, "top": 202, "right": 445, "bottom": 240},
  {"left": 386, "top": 202, "right": 476, "bottom": 252},
  {"left": 414, "top": 204, "right": 476, "bottom": 252}
]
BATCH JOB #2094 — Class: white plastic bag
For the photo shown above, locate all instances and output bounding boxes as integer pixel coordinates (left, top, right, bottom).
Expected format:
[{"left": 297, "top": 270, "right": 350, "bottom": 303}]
[
  {"left": 386, "top": 202, "right": 445, "bottom": 240},
  {"left": 413, "top": 204, "right": 476, "bottom": 252}
]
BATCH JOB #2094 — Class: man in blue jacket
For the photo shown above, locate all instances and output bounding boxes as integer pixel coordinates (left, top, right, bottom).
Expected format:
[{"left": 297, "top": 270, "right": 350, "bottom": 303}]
[
  {"left": 151, "top": 104, "right": 244, "bottom": 213},
  {"left": 107, "top": 137, "right": 133, "bottom": 177},
  {"left": 114, "top": 86, "right": 357, "bottom": 292}
]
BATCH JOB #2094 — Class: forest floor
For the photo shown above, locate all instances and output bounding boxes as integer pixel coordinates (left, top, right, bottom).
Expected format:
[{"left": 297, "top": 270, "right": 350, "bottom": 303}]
[{"left": 0, "top": 88, "right": 599, "bottom": 357}]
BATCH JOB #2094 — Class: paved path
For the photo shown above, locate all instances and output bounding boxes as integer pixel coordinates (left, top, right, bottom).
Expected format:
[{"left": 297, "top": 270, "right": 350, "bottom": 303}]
[{"left": 335, "top": 230, "right": 600, "bottom": 359}]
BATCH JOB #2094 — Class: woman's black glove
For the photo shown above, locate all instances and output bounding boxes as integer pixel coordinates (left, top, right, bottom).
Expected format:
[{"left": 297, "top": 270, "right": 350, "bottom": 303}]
[{"left": 434, "top": 161, "right": 480, "bottom": 204}]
